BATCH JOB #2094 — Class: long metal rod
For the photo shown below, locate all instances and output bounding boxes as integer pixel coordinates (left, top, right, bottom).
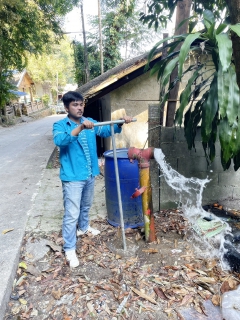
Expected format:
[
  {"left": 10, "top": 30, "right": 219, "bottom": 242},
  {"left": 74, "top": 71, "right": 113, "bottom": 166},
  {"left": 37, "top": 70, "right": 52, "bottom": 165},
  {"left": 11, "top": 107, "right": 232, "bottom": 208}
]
[
  {"left": 93, "top": 119, "right": 135, "bottom": 250},
  {"left": 110, "top": 124, "right": 127, "bottom": 250},
  {"left": 93, "top": 118, "right": 136, "bottom": 127}
]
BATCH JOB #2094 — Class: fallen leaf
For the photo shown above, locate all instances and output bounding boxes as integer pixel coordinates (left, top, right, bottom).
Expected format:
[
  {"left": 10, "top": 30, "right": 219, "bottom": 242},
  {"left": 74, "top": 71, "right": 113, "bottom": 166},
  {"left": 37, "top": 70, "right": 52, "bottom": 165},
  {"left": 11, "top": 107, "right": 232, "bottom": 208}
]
[
  {"left": 142, "top": 248, "right": 158, "bottom": 253},
  {"left": 135, "top": 232, "right": 142, "bottom": 241},
  {"left": 19, "top": 262, "right": 27, "bottom": 270},
  {"left": 164, "top": 308, "right": 173, "bottom": 315},
  {"left": 87, "top": 302, "right": 96, "bottom": 314},
  {"left": 212, "top": 294, "right": 221, "bottom": 306},
  {"left": 193, "top": 269, "right": 208, "bottom": 276},
  {"left": 18, "top": 290, "right": 26, "bottom": 296},
  {"left": 205, "top": 259, "right": 217, "bottom": 270},
  {"left": 179, "top": 294, "right": 194, "bottom": 306},
  {"left": 19, "top": 298, "right": 27, "bottom": 305},
  {"left": 46, "top": 241, "right": 62, "bottom": 252},
  {"left": 228, "top": 277, "right": 239, "bottom": 290},
  {"left": 196, "top": 277, "right": 216, "bottom": 284},
  {"left": 172, "top": 288, "right": 189, "bottom": 295},
  {"left": 131, "top": 287, "right": 157, "bottom": 304},
  {"left": 26, "top": 265, "right": 41, "bottom": 277},
  {"left": 2, "top": 228, "right": 14, "bottom": 234},
  {"left": 187, "top": 272, "right": 198, "bottom": 279},
  {"left": 193, "top": 301, "right": 203, "bottom": 314},
  {"left": 175, "top": 309, "right": 184, "bottom": 320},
  {"left": 221, "top": 279, "right": 238, "bottom": 293},
  {"left": 15, "top": 275, "right": 26, "bottom": 286},
  {"left": 153, "top": 286, "right": 169, "bottom": 300},
  {"left": 52, "top": 289, "right": 61, "bottom": 300}
]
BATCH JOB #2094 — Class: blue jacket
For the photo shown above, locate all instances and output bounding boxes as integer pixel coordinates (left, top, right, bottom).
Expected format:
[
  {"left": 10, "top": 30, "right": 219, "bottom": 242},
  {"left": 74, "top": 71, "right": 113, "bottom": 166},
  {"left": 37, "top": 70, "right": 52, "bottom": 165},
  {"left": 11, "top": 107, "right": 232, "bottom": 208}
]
[{"left": 53, "top": 116, "right": 122, "bottom": 181}]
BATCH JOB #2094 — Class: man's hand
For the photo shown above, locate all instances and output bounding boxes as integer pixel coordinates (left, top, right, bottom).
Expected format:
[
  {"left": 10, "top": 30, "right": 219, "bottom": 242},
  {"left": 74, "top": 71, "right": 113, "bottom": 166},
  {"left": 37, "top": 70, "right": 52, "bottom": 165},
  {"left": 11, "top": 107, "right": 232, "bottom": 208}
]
[
  {"left": 82, "top": 120, "right": 94, "bottom": 129},
  {"left": 122, "top": 115, "right": 133, "bottom": 124},
  {"left": 71, "top": 120, "right": 94, "bottom": 136},
  {"left": 118, "top": 115, "right": 133, "bottom": 127}
]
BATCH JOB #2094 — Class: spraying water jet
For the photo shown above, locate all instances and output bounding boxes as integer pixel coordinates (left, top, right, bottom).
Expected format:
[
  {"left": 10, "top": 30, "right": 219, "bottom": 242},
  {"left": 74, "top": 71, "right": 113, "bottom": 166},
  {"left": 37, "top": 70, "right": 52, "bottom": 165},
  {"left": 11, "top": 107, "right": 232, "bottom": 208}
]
[{"left": 153, "top": 148, "right": 240, "bottom": 273}]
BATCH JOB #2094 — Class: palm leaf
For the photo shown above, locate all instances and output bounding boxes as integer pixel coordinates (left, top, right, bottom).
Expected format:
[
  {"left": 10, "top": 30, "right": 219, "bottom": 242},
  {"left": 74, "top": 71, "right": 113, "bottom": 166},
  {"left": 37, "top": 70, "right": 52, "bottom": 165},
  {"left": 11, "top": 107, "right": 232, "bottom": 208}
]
[
  {"left": 219, "top": 118, "right": 233, "bottom": 166},
  {"left": 226, "top": 65, "right": 240, "bottom": 125},
  {"left": 230, "top": 23, "right": 240, "bottom": 37},
  {"left": 216, "top": 33, "right": 232, "bottom": 72},
  {"left": 161, "top": 56, "right": 179, "bottom": 87},
  {"left": 178, "top": 32, "right": 201, "bottom": 79},
  {"left": 203, "top": 10, "right": 215, "bottom": 28},
  {"left": 175, "top": 68, "right": 200, "bottom": 126},
  {"left": 218, "top": 63, "right": 228, "bottom": 118},
  {"left": 201, "top": 73, "right": 218, "bottom": 143}
]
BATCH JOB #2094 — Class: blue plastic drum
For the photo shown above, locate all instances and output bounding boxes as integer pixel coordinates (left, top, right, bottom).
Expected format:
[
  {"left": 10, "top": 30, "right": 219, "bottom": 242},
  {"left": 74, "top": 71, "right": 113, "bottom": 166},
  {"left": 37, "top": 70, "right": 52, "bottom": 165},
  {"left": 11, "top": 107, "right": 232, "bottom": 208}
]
[{"left": 103, "top": 148, "right": 144, "bottom": 228}]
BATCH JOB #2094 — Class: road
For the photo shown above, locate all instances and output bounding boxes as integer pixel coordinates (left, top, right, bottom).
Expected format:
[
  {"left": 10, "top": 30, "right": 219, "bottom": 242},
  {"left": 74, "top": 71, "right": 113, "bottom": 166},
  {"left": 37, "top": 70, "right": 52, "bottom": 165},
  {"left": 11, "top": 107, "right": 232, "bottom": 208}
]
[{"left": 0, "top": 115, "right": 64, "bottom": 319}]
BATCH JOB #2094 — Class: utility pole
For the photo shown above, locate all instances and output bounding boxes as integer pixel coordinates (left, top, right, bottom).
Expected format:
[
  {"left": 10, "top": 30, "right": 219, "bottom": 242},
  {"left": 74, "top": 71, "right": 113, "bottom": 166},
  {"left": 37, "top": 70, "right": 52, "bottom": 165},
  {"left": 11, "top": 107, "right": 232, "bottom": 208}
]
[
  {"left": 98, "top": 0, "right": 104, "bottom": 74},
  {"left": 80, "top": 1, "right": 90, "bottom": 83}
]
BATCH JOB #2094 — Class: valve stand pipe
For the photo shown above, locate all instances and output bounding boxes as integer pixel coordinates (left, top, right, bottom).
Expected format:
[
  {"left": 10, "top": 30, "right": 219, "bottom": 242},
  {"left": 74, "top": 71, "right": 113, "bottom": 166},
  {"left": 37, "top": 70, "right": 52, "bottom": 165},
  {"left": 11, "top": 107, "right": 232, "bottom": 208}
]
[
  {"left": 94, "top": 119, "right": 137, "bottom": 251},
  {"left": 128, "top": 147, "right": 156, "bottom": 243}
]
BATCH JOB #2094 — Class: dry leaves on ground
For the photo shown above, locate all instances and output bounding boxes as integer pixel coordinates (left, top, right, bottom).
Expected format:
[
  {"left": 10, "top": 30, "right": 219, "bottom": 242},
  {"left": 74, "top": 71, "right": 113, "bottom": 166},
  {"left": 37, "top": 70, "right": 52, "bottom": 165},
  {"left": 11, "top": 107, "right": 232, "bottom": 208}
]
[{"left": 5, "top": 212, "right": 240, "bottom": 320}]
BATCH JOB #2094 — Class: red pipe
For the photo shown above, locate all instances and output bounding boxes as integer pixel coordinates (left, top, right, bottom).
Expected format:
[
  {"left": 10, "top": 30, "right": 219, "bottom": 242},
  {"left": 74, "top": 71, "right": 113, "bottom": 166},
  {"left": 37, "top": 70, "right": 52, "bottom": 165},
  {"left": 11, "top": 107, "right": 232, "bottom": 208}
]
[{"left": 128, "top": 147, "right": 154, "bottom": 168}]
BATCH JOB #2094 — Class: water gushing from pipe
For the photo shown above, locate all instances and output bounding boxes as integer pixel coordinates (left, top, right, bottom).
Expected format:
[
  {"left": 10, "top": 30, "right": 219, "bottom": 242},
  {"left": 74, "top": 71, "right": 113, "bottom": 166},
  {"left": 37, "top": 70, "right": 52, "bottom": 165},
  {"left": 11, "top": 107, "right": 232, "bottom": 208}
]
[{"left": 154, "top": 148, "right": 232, "bottom": 269}]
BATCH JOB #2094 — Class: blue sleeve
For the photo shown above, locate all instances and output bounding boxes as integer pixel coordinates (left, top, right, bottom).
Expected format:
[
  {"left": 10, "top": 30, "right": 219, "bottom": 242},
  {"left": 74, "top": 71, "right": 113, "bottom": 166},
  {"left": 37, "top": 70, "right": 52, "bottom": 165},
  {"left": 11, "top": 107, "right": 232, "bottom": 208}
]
[
  {"left": 93, "top": 121, "right": 122, "bottom": 138},
  {"left": 53, "top": 121, "right": 78, "bottom": 147}
]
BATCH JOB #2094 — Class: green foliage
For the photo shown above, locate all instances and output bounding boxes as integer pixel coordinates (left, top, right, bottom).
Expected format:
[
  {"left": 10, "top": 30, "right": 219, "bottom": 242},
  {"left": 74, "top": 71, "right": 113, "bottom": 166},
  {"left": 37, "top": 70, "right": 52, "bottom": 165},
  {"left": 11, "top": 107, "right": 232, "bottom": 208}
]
[
  {"left": 149, "top": 10, "right": 240, "bottom": 170},
  {"left": 102, "top": 0, "right": 136, "bottom": 70},
  {"left": 72, "top": 42, "right": 102, "bottom": 86},
  {"left": 27, "top": 37, "right": 75, "bottom": 91},
  {"left": 82, "top": 0, "right": 160, "bottom": 78},
  {"left": 140, "top": 0, "right": 227, "bottom": 30},
  {"left": 0, "top": 71, "right": 17, "bottom": 110},
  {"left": 0, "top": 0, "right": 80, "bottom": 108},
  {"left": 42, "top": 94, "right": 50, "bottom": 107}
]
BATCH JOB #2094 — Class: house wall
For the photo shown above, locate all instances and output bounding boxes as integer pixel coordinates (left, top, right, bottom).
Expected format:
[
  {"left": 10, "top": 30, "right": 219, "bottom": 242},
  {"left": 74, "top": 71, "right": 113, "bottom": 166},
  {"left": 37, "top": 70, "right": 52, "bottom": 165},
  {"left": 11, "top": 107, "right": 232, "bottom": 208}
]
[
  {"left": 150, "top": 127, "right": 240, "bottom": 212},
  {"left": 110, "top": 72, "right": 160, "bottom": 149},
  {"left": 34, "top": 83, "right": 53, "bottom": 103}
]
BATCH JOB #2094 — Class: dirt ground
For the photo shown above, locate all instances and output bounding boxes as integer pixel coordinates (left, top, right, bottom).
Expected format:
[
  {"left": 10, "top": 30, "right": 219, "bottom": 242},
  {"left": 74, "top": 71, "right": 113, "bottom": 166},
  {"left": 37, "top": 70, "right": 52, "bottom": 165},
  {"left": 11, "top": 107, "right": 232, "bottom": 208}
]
[
  {"left": 4, "top": 209, "right": 240, "bottom": 320},
  {"left": 4, "top": 149, "right": 240, "bottom": 319}
]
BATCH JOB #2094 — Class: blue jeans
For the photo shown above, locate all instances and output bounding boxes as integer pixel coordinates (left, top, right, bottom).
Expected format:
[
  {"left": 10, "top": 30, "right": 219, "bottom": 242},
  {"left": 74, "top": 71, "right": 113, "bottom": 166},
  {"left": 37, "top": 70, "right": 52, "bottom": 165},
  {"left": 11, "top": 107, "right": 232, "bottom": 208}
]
[{"left": 62, "top": 177, "right": 95, "bottom": 251}]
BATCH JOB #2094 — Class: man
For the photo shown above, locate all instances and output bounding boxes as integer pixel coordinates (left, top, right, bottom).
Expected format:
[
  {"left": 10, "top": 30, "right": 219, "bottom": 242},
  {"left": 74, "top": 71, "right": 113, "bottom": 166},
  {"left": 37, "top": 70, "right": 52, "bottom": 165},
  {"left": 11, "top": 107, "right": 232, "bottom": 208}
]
[{"left": 53, "top": 91, "right": 132, "bottom": 268}]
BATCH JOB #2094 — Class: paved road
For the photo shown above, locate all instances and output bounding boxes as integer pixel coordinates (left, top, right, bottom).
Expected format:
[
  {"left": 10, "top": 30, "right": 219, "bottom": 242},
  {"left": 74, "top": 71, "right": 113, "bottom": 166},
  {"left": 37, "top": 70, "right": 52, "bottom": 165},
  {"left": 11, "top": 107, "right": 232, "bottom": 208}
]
[{"left": 0, "top": 115, "right": 64, "bottom": 319}]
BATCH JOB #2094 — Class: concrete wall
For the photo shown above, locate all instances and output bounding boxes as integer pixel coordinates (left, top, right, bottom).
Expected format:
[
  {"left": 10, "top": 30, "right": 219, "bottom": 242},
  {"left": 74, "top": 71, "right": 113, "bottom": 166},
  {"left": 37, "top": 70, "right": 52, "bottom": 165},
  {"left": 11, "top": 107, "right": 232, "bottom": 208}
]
[
  {"left": 150, "top": 127, "right": 240, "bottom": 211},
  {"left": 110, "top": 72, "right": 160, "bottom": 149}
]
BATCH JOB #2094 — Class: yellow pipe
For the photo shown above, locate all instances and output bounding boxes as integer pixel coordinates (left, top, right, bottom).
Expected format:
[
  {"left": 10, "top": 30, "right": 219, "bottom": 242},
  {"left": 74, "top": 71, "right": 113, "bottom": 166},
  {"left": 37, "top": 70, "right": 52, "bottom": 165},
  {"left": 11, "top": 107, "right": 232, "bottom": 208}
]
[{"left": 140, "top": 167, "right": 156, "bottom": 242}]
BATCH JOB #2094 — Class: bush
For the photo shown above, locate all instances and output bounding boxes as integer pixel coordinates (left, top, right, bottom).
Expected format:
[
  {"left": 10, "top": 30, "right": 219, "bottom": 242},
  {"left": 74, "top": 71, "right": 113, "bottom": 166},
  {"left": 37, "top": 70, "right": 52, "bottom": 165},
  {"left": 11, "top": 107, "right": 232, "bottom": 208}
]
[{"left": 42, "top": 94, "right": 50, "bottom": 107}]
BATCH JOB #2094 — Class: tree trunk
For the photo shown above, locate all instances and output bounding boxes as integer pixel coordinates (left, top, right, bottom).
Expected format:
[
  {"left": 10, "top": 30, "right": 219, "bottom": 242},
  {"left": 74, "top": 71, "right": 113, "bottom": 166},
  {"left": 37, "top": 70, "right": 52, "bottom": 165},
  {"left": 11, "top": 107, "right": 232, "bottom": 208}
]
[
  {"left": 226, "top": 0, "right": 240, "bottom": 90},
  {"left": 165, "top": 0, "right": 192, "bottom": 127},
  {"left": 98, "top": 0, "right": 104, "bottom": 74},
  {"left": 80, "top": 2, "right": 90, "bottom": 83}
]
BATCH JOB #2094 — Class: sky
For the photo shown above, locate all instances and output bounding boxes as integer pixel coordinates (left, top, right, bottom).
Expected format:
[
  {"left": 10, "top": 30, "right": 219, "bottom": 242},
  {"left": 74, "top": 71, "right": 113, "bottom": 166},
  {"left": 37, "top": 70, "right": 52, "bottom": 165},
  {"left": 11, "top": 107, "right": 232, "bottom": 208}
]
[{"left": 63, "top": 0, "right": 98, "bottom": 41}]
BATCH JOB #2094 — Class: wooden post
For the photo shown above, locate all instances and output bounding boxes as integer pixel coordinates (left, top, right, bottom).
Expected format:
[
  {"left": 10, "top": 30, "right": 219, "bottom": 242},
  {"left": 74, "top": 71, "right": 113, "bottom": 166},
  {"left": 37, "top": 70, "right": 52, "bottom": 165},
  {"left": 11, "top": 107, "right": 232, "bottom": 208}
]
[{"left": 165, "top": 0, "right": 192, "bottom": 127}]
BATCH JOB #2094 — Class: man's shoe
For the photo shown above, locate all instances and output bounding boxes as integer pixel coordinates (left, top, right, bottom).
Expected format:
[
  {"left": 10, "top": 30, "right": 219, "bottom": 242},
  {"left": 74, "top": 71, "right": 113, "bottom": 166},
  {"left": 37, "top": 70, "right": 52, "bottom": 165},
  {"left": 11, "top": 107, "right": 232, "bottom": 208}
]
[
  {"left": 65, "top": 250, "right": 79, "bottom": 268},
  {"left": 77, "top": 226, "right": 100, "bottom": 237}
]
